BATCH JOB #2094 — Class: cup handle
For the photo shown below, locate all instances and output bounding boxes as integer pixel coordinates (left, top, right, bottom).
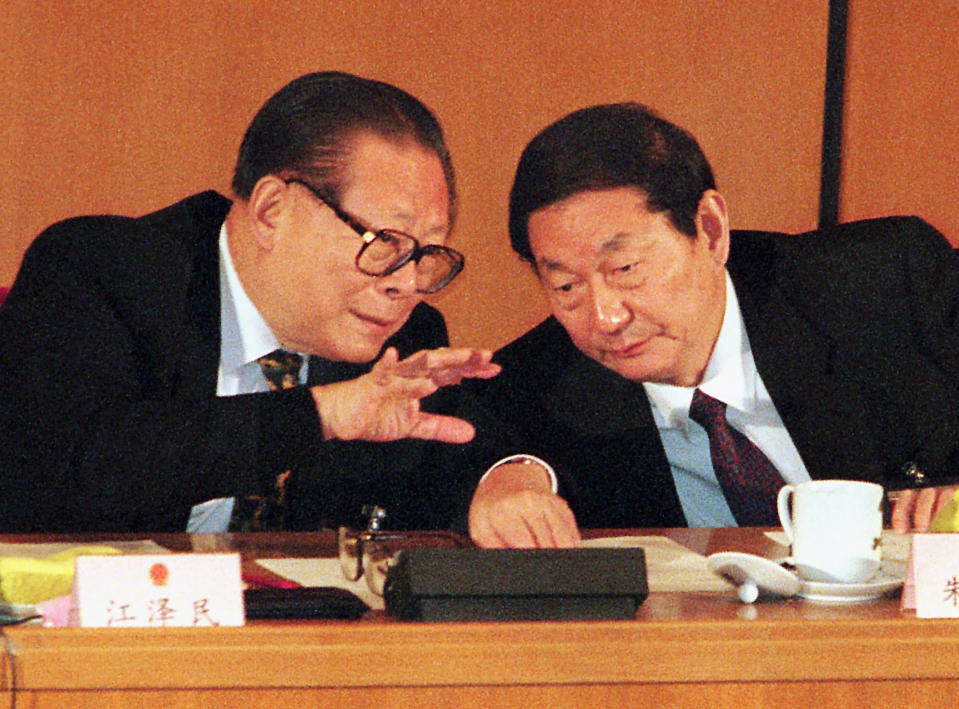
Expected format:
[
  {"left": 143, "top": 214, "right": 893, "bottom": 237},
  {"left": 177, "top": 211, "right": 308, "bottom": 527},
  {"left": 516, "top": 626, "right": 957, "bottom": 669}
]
[{"left": 777, "top": 485, "right": 796, "bottom": 543}]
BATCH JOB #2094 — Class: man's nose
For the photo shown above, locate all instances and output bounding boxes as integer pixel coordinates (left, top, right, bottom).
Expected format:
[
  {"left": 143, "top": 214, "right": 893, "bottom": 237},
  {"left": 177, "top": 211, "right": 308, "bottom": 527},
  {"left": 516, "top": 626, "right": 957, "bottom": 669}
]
[
  {"left": 377, "top": 259, "right": 419, "bottom": 298},
  {"left": 590, "top": 282, "right": 631, "bottom": 334}
]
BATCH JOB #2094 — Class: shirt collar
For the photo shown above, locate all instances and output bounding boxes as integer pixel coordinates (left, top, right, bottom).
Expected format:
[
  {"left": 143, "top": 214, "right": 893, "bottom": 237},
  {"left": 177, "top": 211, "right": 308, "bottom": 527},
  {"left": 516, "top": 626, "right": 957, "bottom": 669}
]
[
  {"left": 643, "top": 272, "right": 758, "bottom": 429},
  {"left": 218, "top": 223, "right": 283, "bottom": 373}
]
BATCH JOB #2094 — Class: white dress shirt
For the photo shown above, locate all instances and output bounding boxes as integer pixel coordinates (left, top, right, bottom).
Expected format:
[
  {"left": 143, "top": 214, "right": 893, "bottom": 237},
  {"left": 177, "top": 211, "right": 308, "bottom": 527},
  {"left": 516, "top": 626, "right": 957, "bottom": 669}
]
[
  {"left": 186, "top": 224, "right": 307, "bottom": 533},
  {"left": 642, "top": 273, "right": 810, "bottom": 526}
]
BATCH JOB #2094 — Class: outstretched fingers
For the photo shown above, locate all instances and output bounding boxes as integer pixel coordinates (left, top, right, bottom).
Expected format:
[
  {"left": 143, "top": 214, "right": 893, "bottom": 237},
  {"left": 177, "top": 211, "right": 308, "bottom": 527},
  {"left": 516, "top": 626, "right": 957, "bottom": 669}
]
[
  {"left": 406, "top": 412, "right": 477, "bottom": 443},
  {"left": 394, "top": 348, "right": 500, "bottom": 386}
]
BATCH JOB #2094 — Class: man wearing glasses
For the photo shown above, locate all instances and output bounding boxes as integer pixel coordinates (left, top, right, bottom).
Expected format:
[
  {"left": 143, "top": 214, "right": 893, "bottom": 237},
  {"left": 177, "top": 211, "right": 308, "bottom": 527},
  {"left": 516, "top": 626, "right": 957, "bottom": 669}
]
[{"left": 0, "top": 72, "right": 498, "bottom": 533}]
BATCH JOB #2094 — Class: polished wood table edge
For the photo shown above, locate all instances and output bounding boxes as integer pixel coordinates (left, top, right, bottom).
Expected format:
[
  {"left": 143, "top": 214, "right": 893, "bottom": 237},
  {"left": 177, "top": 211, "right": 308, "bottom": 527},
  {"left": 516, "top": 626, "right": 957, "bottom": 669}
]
[
  {"left": 0, "top": 527, "right": 938, "bottom": 694},
  {"left": 0, "top": 637, "right": 10, "bottom": 693},
  {"left": 4, "top": 612, "right": 959, "bottom": 691}
]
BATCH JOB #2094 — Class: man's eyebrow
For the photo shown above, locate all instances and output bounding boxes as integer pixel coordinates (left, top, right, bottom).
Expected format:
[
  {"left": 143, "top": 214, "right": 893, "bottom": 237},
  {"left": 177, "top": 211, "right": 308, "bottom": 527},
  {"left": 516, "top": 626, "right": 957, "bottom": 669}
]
[
  {"left": 383, "top": 210, "right": 449, "bottom": 238},
  {"left": 536, "top": 257, "right": 575, "bottom": 273},
  {"left": 423, "top": 223, "right": 450, "bottom": 238},
  {"left": 597, "top": 232, "right": 633, "bottom": 255},
  {"left": 536, "top": 231, "right": 649, "bottom": 272}
]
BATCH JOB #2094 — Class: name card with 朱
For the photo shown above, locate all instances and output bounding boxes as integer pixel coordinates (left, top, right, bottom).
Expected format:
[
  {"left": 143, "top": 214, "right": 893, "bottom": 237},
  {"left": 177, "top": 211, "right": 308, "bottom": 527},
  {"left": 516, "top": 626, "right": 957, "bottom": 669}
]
[
  {"left": 907, "top": 534, "right": 959, "bottom": 618},
  {"left": 71, "top": 553, "right": 244, "bottom": 627}
]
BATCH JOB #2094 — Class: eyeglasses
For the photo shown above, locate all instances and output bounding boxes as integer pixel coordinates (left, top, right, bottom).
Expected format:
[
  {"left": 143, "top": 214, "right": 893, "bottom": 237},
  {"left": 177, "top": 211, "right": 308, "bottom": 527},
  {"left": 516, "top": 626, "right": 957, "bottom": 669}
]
[
  {"left": 338, "top": 506, "right": 467, "bottom": 596},
  {"left": 285, "top": 179, "right": 464, "bottom": 294}
]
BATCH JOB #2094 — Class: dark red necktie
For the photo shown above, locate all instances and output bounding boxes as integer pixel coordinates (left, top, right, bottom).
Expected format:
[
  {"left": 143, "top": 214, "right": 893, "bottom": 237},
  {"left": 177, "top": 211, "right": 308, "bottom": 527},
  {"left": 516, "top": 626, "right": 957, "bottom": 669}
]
[{"left": 688, "top": 388, "right": 786, "bottom": 526}]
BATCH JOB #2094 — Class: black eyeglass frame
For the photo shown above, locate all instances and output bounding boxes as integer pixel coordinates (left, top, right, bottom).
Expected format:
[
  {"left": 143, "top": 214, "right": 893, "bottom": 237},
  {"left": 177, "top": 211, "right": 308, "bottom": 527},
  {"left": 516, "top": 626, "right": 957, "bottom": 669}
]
[
  {"left": 337, "top": 505, "right": 468, "bottom": 596},
  {"left": 338, "top": 526, "right": 467, "bottom": 595},
  {"left": 285, "top": 178, "right": 464, "bottom": 294}
]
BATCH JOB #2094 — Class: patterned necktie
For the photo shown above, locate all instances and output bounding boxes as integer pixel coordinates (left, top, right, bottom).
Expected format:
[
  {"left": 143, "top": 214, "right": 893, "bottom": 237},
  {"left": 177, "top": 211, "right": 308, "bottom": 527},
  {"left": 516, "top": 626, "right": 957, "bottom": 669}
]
[
  {"left": 256, "top": 349, "right": 303, "bottom": 391},
  {"left": 688, "top": 388, "right": 786, "bottom": 526},
  {"left": 229, "top": 350, "right": 304, "bottom": 532}
]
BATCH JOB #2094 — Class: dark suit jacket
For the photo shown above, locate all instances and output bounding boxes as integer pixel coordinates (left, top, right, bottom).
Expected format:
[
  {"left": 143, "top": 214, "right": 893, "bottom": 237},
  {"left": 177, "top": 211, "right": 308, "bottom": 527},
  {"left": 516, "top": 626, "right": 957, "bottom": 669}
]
[
  {"left": 0, "top": 192, "right": 458, "bottom": 532},
  {"left": 458, "top": 216, "right": 959, "bottom": 528}
]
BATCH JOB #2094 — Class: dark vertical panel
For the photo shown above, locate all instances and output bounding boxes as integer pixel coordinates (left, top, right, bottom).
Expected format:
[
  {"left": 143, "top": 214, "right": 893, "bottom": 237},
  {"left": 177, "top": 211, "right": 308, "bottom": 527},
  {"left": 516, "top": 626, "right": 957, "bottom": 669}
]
[{"left": 818, "top": 0, "right": 849, "bottom": 227}]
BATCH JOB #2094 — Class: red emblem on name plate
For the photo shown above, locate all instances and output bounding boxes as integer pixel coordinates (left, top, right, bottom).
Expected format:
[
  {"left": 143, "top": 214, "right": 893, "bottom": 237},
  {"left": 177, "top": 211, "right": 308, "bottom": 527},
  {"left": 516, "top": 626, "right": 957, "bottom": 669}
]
[{"left": 150, "top": 563, "right": 170, "bottom": 586}]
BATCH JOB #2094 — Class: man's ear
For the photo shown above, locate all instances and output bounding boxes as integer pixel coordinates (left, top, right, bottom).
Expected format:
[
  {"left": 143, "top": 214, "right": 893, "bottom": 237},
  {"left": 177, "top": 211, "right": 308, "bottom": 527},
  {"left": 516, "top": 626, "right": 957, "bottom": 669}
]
[
  {"left": 696, "top": 190, "right": 730, "bottom": 266},
  {"left": 246, "top": 175, "right": 289, "bottom": 250}
]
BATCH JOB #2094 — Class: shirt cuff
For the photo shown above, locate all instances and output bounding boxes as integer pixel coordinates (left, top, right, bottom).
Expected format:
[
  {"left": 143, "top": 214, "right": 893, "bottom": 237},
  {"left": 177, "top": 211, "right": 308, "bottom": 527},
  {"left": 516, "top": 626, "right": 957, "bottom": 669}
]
[{"left": 477, "top": 454, "right": 558, "bottom": 493}]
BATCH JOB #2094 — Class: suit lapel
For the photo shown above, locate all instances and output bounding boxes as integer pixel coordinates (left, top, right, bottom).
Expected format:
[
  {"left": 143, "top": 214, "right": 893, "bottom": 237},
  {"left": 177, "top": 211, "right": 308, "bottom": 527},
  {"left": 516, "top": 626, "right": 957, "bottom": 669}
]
[
  {"left": 540, "top": 342, "right": 687, "bottom": 526},
  {"left": 732, "top": 238, "right": 884, "bottom": 483},
  {"left": 543, "top": 353, "right": 654, "bottom": 435},
  {"left": 178, "top": 224, "right": 222, "bottom": 396},
  {"left": 136, "top": 193, "right": 229, "bottom": 397}
]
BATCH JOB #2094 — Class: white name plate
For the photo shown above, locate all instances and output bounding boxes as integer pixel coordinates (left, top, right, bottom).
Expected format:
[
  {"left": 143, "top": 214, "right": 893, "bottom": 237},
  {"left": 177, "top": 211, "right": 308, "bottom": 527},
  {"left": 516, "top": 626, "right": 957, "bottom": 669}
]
[
  {"left": 908, "top": 534, "right": 959, "bottom": 618},
  {"left": 72, "top": 553, "right": 244, "bottom": 627}
]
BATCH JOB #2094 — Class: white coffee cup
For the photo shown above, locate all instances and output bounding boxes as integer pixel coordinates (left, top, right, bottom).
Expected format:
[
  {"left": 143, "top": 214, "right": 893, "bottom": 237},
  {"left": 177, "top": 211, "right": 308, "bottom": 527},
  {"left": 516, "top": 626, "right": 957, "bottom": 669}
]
[{"left": 776, "top": 480, "right": 884, "bottom": 584}]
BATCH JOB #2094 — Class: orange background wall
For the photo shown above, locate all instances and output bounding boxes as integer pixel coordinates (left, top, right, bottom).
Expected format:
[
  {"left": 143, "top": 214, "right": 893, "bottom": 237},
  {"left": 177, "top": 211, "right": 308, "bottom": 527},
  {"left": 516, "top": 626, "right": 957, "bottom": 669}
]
[
  {"left": 3, "top": 1, "right": 949, "bottom": 352},
  {"left": 841, "top": 1, "right": 959, "bottom": 241}
]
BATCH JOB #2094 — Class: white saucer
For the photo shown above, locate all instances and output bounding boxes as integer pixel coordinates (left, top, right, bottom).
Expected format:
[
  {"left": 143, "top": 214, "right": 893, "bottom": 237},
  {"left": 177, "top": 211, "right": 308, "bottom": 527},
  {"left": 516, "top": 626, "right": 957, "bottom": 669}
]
[{"left": 797, "top": 559, "right": 907, "bottom": 603}]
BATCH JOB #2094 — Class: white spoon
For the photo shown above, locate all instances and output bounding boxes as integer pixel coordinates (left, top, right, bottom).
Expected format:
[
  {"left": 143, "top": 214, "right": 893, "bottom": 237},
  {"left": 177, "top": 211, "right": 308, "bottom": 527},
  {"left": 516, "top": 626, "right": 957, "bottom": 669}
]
[{"left": 707, "top": 551, "right": 801, "bottom": 603}]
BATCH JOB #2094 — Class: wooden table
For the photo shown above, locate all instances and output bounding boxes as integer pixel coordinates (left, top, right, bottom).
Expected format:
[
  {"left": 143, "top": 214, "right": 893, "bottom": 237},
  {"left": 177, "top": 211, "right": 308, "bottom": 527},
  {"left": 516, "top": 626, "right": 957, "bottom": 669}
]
[{"left": 0, "top": 528, "right": 954, "bottom": 708}]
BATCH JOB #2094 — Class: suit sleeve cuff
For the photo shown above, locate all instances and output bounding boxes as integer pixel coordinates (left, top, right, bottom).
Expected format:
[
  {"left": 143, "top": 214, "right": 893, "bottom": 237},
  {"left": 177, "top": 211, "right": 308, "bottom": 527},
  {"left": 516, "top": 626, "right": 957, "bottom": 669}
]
[{"left": 477, "top": 454, "right": 558, "bottom": 493}]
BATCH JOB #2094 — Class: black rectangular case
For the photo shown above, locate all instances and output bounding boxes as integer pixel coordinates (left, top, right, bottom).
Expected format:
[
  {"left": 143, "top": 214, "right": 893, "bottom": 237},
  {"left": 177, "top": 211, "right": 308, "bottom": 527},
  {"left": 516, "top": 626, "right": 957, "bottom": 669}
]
[
  {"left": 384, "top": 547, "right": 647, "bottom": 621},
  {"left": 244, "top": 587, "right": 369, "bottom": 620}
]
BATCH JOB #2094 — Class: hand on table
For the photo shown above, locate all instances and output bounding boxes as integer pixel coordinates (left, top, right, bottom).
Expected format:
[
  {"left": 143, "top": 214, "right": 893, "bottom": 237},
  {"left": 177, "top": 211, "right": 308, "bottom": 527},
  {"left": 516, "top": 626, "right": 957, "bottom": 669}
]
[
  {"left": 891, "top": 485, "right": 959, "bottom": 533},
  {"left": 312, "top": 346, "right": 500, "bottom": 443},
  {"left": 468, "top": 462, "right": 581, "bottom": 548}
]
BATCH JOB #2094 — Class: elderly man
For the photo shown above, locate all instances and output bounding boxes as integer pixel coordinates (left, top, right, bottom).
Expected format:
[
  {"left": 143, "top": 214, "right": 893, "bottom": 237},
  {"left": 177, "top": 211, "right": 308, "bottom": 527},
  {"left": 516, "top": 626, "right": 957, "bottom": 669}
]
[
  {"left": 463, "top": 103, "right": 959, "bottom": 547},
  {"left": 0, "top": 72, "right": 498, "bottom": 533}
]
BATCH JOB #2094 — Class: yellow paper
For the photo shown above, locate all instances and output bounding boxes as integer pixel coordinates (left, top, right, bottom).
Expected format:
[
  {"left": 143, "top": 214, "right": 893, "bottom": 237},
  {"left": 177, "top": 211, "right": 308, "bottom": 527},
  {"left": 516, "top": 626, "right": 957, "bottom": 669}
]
[
  {"left": 0, "top": 545, "right": 121, "bottom": 604},
  {"left": 929, "top": 489, "right": 959, "bottom": 532}
]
